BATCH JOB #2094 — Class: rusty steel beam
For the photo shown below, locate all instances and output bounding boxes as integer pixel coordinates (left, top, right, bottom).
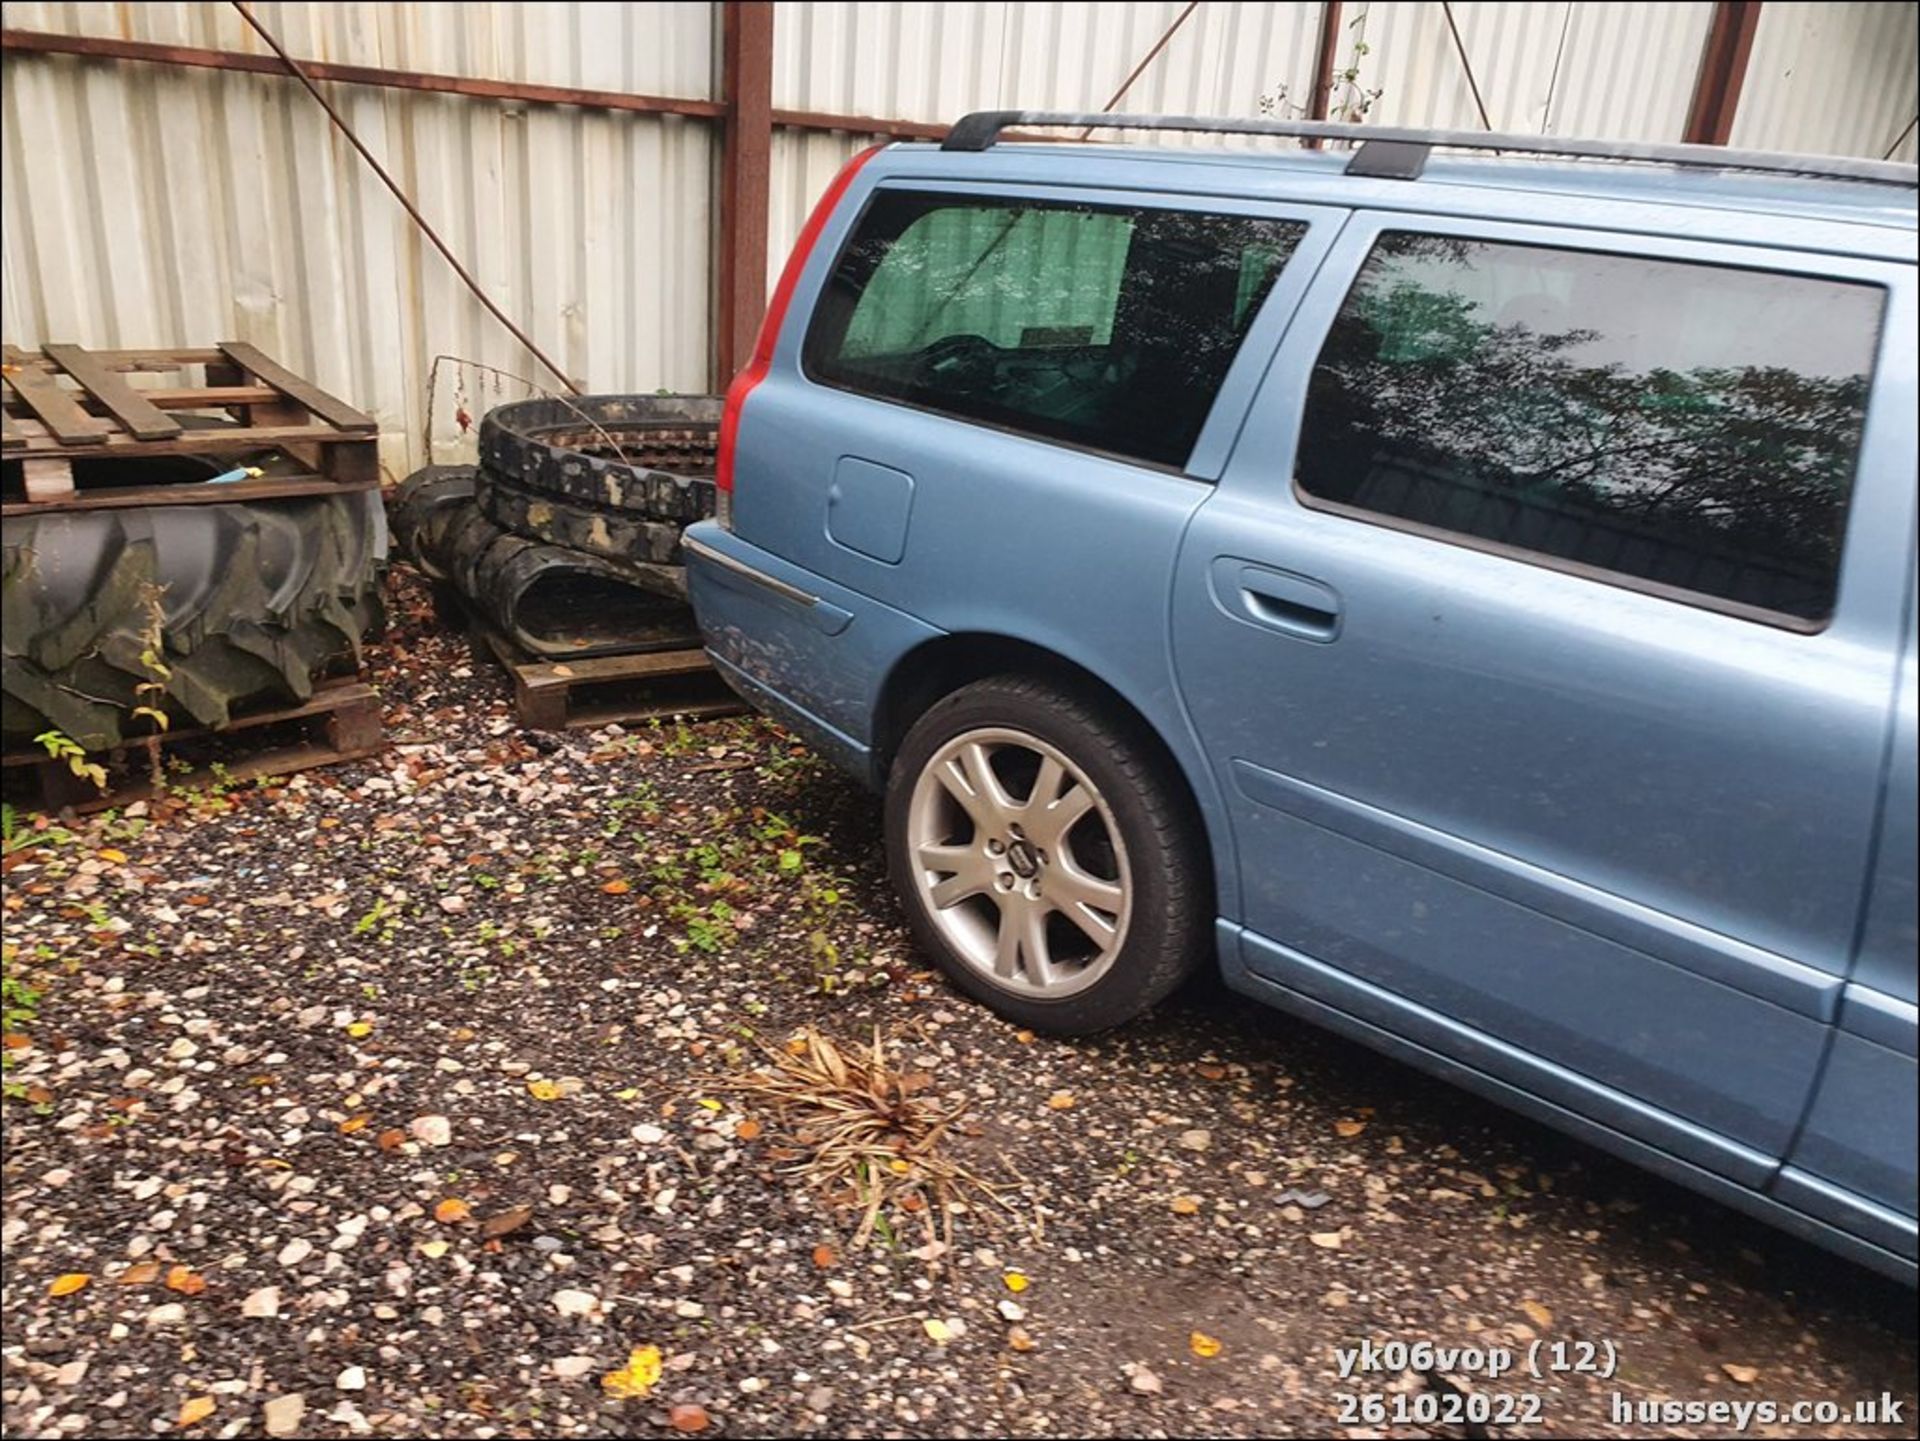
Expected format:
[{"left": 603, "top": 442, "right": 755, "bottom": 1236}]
[
  {"left": 0, "top": 27, "right": 726, "bottom": 119},
  {"left": 716, "top": 2, "right": 775, "bottom": 389},
  {"left": 1684, "top": 1, "right": 1763, "bottom": 146},
  {"left": 1308, "top": 1, "right": 1346, "bottom": 123}
]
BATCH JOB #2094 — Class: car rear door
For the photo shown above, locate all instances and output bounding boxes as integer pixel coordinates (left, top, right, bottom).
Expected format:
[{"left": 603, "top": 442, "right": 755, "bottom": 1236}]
[{"left": 1171, "top": 210, "right": 1912, "bottom": 1186}]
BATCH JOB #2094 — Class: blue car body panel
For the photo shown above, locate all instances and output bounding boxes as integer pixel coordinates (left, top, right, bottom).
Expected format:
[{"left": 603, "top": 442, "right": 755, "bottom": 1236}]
[{"left": 685, "top": 139, "right": 1920, "bottom": 1281}]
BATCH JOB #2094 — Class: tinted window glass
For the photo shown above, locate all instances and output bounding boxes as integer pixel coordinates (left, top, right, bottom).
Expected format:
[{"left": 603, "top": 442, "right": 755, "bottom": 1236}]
[
  {"left": 1296, "top": 233, "right": 1883, "bottom": 622},
  {"left": 807, "top": 192, "right": 1305, "bottom": 468}
]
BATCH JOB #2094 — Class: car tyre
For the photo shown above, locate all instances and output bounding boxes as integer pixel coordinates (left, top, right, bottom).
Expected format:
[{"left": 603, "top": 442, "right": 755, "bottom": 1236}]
[{"left": 885, "top": 674, "right": 1210, "bottom": 1034}]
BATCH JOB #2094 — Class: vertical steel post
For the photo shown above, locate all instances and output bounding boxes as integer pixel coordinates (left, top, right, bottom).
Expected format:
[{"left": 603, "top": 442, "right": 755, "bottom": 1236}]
[
  {"left": 717, "top": 1, "right": 774, "bottom": 388},
  {"left": 1684, "top": 1, "right": 1763, "bottom": 145}
]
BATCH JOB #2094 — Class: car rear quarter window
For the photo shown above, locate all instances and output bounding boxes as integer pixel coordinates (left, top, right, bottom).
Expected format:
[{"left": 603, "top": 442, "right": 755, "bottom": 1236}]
[
  {"left": 806, "top": 191, "right": 1305, "bottom": 469},
  {"left": 1295, "top": 232, "right": 1885, "bottom": 625}
]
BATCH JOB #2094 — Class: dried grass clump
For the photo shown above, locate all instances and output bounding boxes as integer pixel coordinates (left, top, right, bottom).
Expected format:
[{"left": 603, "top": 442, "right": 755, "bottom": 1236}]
[{"left": 720, "top": 1026, "right": 1023, "bottom": 1250}]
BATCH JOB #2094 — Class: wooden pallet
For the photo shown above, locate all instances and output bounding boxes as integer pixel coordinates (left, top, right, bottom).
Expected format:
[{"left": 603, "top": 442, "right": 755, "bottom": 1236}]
[
  {"left": 1, "top": 679, "right": 385, "bottom": 815},
  {"left": 1, "top": 341, "right": 378, "bottom": 511},
  {"left": 472, "top": 624, "right": 746, "bottom": 731}
]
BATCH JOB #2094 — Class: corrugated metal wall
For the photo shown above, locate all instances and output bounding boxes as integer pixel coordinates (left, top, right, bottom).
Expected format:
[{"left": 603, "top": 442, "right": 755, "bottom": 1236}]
[
  {"left": 3, "top": 1, "right": 1914, "bottom": 475},
  {"left": 1731, "top": 1, "right": 1918, "bottom": 164},
  {"left": 0, "top": 1, "right": 716, "bottom": 474}
]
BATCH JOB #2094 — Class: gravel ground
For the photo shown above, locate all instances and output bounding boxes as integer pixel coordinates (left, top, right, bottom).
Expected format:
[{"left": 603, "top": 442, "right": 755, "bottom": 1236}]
[{"left": 3, "top": 569, "right": 1914, "bottom": 1440}]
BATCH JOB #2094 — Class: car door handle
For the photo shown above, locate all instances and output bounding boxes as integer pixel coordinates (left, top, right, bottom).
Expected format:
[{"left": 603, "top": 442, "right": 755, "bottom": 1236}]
[{"left": 1210, "top": 559, "right": 1343, "bottom": 642}]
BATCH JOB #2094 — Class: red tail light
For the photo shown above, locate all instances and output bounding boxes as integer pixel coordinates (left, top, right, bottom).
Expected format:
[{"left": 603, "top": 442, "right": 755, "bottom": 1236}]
[{"left": 715, "top": 144, "right": 883, "bottom": 525}]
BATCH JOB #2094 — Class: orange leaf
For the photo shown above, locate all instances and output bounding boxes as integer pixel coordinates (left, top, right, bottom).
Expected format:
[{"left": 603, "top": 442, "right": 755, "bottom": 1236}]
[
  {"left": 1169, "top": 1195, "right": 1201, "bottom": 1215},
  {"left": 811, "top": 1244, "right": 837, "bottom": 1269},
  {"left": 434, "top": 1198, "right": 472, "bottom": 1224},
  {"left": 1190, "top": 1330, "right": 1223, "bottom": 1358},
  {"left": 1, "top": 1033, "right": 31, "bottom": 1051},
  {"left": 668, "top": 1403, "right": 710, "bottom": 1433},
  {"left": 1334, "top": 1118, "right": 1368, "bottom": 1138},
  {"left": 340, "top": 1114, "right": 372, "bottom": 1134},
  {"left": 47, "top": 1272, "right": 90, "bottom": 1297},
  {"left": 376, "top": 1128, "right": 407, "bottom": 1151},
  {"left": 117, "top": 1261, "right": 162, "bottom": 1286},
  {"left": 98, "top": 848, "right": 129, "bottom": 864},
  {"left": 735, "top": 1118, "right": 762, "bottom": 1141},
  {"left": 602, "top": 879, "right": 632, "bottom": 895},
  {"left": 1196, "top": 1062, "right": 1228, "bottom": 1081},
  {"left": 165, "top": 1265, "right": 207, "bottom": 1295},
  {"left": 177, "top": 1396, "right": 216, "bottom": 1428},
  {"left": 1046, "top": 1091, "right": 1074, "bottom": 1110}
]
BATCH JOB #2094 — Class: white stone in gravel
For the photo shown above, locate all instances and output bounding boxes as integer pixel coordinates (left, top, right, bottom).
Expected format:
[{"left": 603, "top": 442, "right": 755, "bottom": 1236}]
[
  {"left": 630, "top": 1123, "right": 665, "bottom": 1145},
  {"left": 999, "top": 1299, "right": 1027, "bottom": 1322},
  {"left": 410, "top": 1115, "right": 452, "bottom": 1147},
  {"left": 825, "top": 1279, "right": 853, "bottom": 1298},
  {"left": 674, "top": 1299, "right": 705, "bottom": 1319},
  {"left": 329, "top": 1401, "right": 372, "bottom": 1436},
  {"left": 552, "top": 1289, "right": 597, "bottom": 1318},
  {"left": 145, "top": 1303, "right": 187, "bottom": 1327},
  {"left": 131, "top": 1177, "right": 163, "bottom": 1201},
  {"left": 42, "top": 1169, "right": 73, "bottom": 1188},
  {"left": 166, "top": 1038, "right": 199, "bottom": 1061},
  {"left": 262, "top": 1394, "right": 306, "bottom": 1437},
  {"left": 738, "top": 1378, "right": 766, "bottom": 1394},
  {"left": 242, "top": 1286, "right": 280, "bottom": 1318},
  {"left": 334, "top": 1366, "right": 366, "bottom": 1392},
  {"left": 53, "top": 1361, "right": 87, "bottom": 1387},
  {"left": 1178, "top": 1129, "right": 1212, "bottom": 1152},
  {"left": 547, "top": 1185, "right": 571, "bottom": 1204},
  {"left": 1128, "top": 1366, "right": 1164, "bottom": 1395},
  {"left": 806, "top": 1387, "right": 835, "bottom": 1413},
  {"left": 277, "top": 1239, "right": 313, "bottom": 1267},
  {"left": 550, "top": 1356, "right": 595, "bottom": 1379},
  {"left": 296, "top": 1006, "right": 328, "bottom": 1028}
]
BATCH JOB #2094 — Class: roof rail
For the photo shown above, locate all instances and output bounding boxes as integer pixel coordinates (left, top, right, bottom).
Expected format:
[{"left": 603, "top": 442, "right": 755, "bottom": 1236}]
[{"left": 939, "top": 111, "right": 1920, "bottom": 189}]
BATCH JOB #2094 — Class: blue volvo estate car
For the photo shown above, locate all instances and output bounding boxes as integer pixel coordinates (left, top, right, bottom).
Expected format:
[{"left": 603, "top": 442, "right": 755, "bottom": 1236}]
[{"left": 683, "top": 113, "right": 1918, "bottom": 1282}]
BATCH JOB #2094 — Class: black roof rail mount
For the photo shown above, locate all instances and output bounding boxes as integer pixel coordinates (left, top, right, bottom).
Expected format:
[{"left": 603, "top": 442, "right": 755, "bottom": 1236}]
[{"left": 938, "top": 110, "right": 1920, "bottom": 189}]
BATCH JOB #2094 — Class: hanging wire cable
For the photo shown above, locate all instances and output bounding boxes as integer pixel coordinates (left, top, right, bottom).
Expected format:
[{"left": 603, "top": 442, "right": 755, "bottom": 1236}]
[
  {"left": 1079, "top": 1, "right": 1203, "bottom": 139},
  {"left": 1885, "top": 116, "right": 1918, "bottom": 162},
  {"left": 1440, "top": 0, "right": 1494, "bottom": 131},
  {"left": 228, "top": 1, "right": 580, "bottom": 395}
]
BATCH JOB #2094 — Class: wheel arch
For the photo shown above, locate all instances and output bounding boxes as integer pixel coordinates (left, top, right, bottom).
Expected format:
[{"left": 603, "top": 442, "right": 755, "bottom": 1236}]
[{"left": 871, "top": 631, "right": 1236, "bottom": 920}]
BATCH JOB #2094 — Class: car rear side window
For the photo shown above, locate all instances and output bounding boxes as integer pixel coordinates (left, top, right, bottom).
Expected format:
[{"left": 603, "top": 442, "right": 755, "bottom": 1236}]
[
  {"left": 806, "top": 191, "right": 1305, "bottom": 469},
  {"left": 1295, "top": 232, "right": 1884, "bottom": 624}
]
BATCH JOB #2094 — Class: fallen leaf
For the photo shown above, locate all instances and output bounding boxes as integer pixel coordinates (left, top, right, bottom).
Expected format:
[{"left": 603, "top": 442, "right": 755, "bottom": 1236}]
[
  {"left": 1334, "top": 1118, "right": 1367, "bottom": 1138},
  {"left": 811, "top": 1244, "right": 837, "bottom": 1269},
  {"left": 1014, "top": 1030, "right": 1035, "bottom": 1044},
  {"left": 1046, "top": 1091, "right": 1074, "bottom": 1110},
  {"left": 667, "top": 1403, "right": 711, "bottom": 1433},
  {"left": 434, "top": 1198, "right": 472, "bottom": 1224},
  {"left": 1190, "top": 1331, "right": 1223, "bottom": 1358},
  {"left": 1004, "top": 1272, "right": 1029, "bottom": 1293},
  {"left": 165, "top": 1266, "right": 207, "bottom": 1296},
  {"left": 1169, "top": 1195, "right": 1201, "bottom": 1215},
  {"left": 376, "top": 1128, "right": 407, "bottom": 1151},
  {"left": 481, "top": 1204, "right": 534, "bottom": 1240},
  {"left": 98, "top": 847, "right": 129, "bottom": 864},
  {"left": 696, "top": 1097, "right": 722, "bottom": 1112},
  {"left": 527, "top": 1079, "right": 564, "bottom": 1102},
  {"left": 1196, "top": 1062, "right": 1228, "bottom": 1080},
  {"left": 923, "top": 1318, "right": 953, "bottom": 1343},
  {"left": 116, "top": 1262, "right": 162, "bottom": 1286},
  {"left": 1521, "top": 1299, "right": 1554, "bottom": 1330},
  {"left": 601, "top": 1345, "right": 663, "bottom": 1399},
  {"left": 47, "top": 1273, "right": 90, "bottom": 1297},
  {"left": 346, "top": 1021, "right": 374, "bottom": 1039},
  {"left": 735, "top": 1118, "right": 762, "bottom": 1141},
  {"left": 1007, "top": 1325, "right": 1036, "bottom": 1352},
  {"left": 418, "top": 1240, "right": 450, "bottom": 1259},
  {"left": 1722, "top": 1363, "right": 1760, "bottom": 1385},
  {"left": 1308, "top": 1231, "right": 1345, "bottom": 1250},
  {"left": 339, "top": 1114, "right": 371, "bottom": 1134},
  {"left": 602, "top": 879, "right": 632, "bottom": 895},
  {"left": 177, "top": 1395, "right": 216, "bottom": 1428}
]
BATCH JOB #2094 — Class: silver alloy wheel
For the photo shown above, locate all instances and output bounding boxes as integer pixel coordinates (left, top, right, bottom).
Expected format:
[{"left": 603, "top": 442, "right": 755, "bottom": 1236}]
[{"left": 905, "top": 725, "right": 1133, "bottom": 999}]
